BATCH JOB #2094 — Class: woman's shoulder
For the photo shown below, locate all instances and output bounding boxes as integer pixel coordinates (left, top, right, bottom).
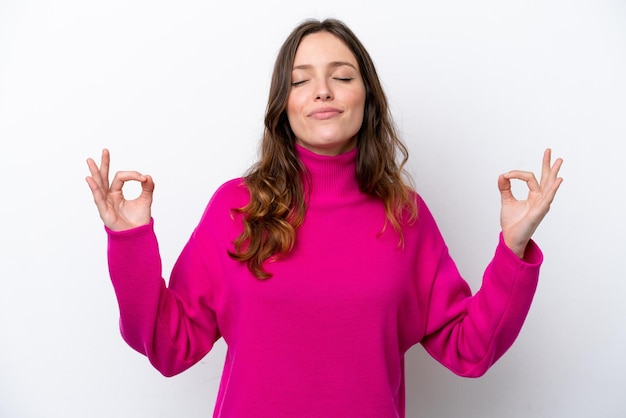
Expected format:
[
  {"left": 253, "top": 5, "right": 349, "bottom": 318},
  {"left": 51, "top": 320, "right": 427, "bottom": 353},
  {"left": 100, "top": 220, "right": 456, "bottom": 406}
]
[
  {"left": 206, "top": 178, "right": 250, "bottom": 213},
  {"left": 214, "top": 177, "right": 249, "bottom": 197},
  {"left": 192, "top": 178, "right": 250, "bottom": 236},
  {"left": 407, "top": 190, "right": 439, "bottom": 231}
]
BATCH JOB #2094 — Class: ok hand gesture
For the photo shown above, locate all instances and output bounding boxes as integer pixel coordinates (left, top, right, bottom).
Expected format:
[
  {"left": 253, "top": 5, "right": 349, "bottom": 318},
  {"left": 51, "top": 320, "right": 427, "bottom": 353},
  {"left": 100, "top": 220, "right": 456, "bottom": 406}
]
[
  {"left": 85, "top": 149, "right": 155, "bottom": 231},
  {"left": 498, "top": 149, "right": 564, "bottom": 258}
]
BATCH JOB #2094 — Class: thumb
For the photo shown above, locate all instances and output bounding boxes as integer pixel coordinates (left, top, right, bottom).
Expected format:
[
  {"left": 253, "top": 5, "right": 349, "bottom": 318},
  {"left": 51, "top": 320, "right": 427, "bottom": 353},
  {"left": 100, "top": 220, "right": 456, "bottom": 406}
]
[{"left": 140, "top": 175, "right": 155, "bottom": 201}]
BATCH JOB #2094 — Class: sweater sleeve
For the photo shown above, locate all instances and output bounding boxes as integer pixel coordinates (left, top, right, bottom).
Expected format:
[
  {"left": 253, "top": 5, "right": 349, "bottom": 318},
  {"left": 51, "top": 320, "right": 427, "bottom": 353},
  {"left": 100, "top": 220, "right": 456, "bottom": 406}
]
[
  {"left": 106, "top": 218, "right": 221, "bottom": 377},
  {"left": 416, "top": 197, "right": 542, "bottom": 377}
]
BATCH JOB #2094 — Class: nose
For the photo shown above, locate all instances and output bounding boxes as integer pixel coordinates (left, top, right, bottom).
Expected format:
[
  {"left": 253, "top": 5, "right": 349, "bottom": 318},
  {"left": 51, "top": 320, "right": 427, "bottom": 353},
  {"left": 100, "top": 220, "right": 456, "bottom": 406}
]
[{"left": 315, "top": 79, "right": 333, "bottom": 101}]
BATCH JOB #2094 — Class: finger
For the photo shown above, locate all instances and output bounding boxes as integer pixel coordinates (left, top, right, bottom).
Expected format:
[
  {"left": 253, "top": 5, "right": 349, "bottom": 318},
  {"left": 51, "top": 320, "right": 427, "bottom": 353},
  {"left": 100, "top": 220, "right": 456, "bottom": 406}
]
[
  {"left": 540, "top": 148, "right": 564, "bottom": 188},
  {"left": 109, "top": 171, "right": 148, "bottom": 194},
  {"left": 542, "top": 174, "right": 564, "bottom": 205},
  {"left": 550, "top": 156, "right": 564, "bottom": 180},
  {"left": 497, "top": 174, "right": 515, "bottom": 202},
  {"left": 100, "top": 149, "right": 111, "bottom": 193},
  {"left": 139, "top": 175, "right": 155, "bottom": 203},
  {"left": 503, "top": 170, "right": 540, "bottom": 193},
  {"left": 540, "top": 148, "right": 552, "bottom": 186},
  {"left": 86, "top": 155, "right": 112, "bottom": 216},
  {"left": 85, "top": 175, "right": 100, "bottom": 198},
  {"left": 86, "top": 157, "right": 107, "bottom": 191},
  {"left": 546, "top": 158, "right": 564, "bottom": 194},
  {"left": 85, "top": 176, "right": 110, "bottom": 216}
]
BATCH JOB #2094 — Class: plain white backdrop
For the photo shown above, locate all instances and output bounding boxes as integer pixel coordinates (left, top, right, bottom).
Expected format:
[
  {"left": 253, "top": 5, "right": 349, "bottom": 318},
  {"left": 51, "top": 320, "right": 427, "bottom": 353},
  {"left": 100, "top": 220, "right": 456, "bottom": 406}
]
[{"left": 1, "top": 0, "right": 625, "bottom": 417}]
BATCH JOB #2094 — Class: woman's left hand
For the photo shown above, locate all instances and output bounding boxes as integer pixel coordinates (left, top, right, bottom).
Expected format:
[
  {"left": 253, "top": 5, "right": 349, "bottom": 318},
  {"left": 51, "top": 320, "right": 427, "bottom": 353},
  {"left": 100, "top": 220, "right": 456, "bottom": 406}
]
[{"left": 498, "top": 148, "right": 564, "bottom": 258}]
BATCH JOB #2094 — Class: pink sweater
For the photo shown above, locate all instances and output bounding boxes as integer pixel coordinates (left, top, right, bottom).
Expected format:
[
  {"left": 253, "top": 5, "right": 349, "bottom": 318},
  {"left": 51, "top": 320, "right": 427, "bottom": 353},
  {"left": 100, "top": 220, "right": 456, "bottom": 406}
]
[{"left": 106, "top": 145, "right": 542, "bottom": 417}]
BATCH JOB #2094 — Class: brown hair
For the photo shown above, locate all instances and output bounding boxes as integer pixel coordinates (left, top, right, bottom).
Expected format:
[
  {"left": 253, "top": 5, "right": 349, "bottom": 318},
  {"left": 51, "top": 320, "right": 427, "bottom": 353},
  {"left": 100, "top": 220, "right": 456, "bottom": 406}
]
[{"left": 229, "top": 18, "right": 417, "bottom": 279}]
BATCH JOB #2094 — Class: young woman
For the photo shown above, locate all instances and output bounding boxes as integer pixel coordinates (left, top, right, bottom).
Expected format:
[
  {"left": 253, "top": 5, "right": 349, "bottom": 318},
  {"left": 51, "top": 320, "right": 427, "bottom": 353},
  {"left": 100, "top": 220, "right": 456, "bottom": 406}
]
[{"left": 86, "top": 18, "right": 563, "bottom": 418}]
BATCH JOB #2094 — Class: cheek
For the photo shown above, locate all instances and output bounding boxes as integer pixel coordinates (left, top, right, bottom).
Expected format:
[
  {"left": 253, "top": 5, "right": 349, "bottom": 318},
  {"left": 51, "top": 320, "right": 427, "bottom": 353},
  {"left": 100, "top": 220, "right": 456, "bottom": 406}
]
[
  {"left": 347, "top": 84, "right": 366, "bottom": 109},
  {"left": 349, "top": 91, "right": 366, "bottom": 124},
  {"left": 286, "top": 92, "right": 302, "bottom": 121},
  {"left": 286, "top": 94, "right": 304, "bottom": 135}
]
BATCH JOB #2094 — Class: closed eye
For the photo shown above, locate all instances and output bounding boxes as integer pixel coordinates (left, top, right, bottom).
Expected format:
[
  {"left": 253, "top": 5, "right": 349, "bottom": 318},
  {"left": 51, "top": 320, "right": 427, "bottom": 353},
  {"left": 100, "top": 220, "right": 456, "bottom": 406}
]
[
  {"left": 334, "top": 77, "right": 354, "bottom": 82},
  {"left": 291, "top": 80, "right": 308, "bottom": 87}
]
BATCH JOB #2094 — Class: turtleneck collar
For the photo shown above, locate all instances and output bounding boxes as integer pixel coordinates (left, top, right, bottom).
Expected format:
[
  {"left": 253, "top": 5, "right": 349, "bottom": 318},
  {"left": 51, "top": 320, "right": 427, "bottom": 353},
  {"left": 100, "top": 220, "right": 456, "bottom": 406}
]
[{"left": 295, "top": 143, "right": 363, "bottom": 207}]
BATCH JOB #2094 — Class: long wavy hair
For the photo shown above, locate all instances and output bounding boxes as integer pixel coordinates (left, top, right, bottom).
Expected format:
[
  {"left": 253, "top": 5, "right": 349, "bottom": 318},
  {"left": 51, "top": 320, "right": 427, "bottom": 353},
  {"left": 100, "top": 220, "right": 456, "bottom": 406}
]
[{"left": 229, "top": 18, "right": 417, "bottom": 279}]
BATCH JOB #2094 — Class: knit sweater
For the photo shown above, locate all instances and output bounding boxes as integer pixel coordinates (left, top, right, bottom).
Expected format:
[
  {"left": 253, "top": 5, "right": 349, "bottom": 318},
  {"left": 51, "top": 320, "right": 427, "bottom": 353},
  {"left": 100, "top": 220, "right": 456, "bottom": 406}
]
[{"left": 106, "top": 144, "right": 542, "bottom": 417}]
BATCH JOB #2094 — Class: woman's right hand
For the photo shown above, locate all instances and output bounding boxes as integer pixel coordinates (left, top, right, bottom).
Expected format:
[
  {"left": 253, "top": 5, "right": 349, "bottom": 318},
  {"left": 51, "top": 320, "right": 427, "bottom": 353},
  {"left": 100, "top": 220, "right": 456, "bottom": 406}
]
[{"left": 85, "top": 149, "right": 154, "bottom": 231}]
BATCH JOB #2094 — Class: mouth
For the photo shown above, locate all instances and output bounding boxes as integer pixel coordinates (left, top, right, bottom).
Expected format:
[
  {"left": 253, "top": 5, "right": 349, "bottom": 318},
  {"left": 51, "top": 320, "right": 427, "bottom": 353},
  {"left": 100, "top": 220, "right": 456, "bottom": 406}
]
[{"left": 308, "top": 107, "right": 342, "bottom": 120}]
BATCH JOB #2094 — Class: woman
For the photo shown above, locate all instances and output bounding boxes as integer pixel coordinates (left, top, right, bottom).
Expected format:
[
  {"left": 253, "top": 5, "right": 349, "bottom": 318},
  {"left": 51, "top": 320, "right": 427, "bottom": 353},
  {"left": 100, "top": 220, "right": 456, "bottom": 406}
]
[{"left": 86, "top": 18, "right": 563, "bottom": 418}]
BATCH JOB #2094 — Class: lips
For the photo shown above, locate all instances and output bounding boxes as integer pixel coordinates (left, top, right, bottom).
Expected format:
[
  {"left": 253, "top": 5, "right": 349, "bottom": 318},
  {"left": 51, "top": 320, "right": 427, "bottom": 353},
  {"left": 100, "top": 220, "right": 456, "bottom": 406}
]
[{"left": 308, "top": 107, "right": 342, "bottom": 120}]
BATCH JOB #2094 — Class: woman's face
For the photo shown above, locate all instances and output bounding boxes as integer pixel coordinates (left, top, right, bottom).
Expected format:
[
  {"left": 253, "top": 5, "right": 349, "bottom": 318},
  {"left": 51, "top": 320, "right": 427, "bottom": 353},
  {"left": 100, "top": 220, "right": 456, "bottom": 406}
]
[{"left": 287, "top": 32, "right": 366, "bottom": 156}]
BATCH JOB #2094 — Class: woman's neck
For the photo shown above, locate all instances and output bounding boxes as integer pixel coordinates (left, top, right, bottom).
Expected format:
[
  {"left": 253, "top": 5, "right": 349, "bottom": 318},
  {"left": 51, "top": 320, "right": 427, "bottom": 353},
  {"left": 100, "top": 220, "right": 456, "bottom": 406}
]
[{"left": 295, "top": 144, "right": 362, "bottom": 206}]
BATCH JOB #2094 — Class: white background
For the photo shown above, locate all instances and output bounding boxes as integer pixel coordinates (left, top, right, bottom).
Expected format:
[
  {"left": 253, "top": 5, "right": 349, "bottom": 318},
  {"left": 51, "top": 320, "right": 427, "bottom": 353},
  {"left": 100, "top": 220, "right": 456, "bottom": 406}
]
[{"left": 1, "top": 0, "right": 625, "bottom": 417}]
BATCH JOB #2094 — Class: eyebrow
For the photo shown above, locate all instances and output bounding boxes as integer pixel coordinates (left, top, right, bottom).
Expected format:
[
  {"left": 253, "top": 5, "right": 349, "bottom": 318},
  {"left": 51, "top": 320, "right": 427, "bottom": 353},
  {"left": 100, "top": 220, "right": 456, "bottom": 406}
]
[{"left": 292, "top": 61, "right": 357, "bottom": 71}]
